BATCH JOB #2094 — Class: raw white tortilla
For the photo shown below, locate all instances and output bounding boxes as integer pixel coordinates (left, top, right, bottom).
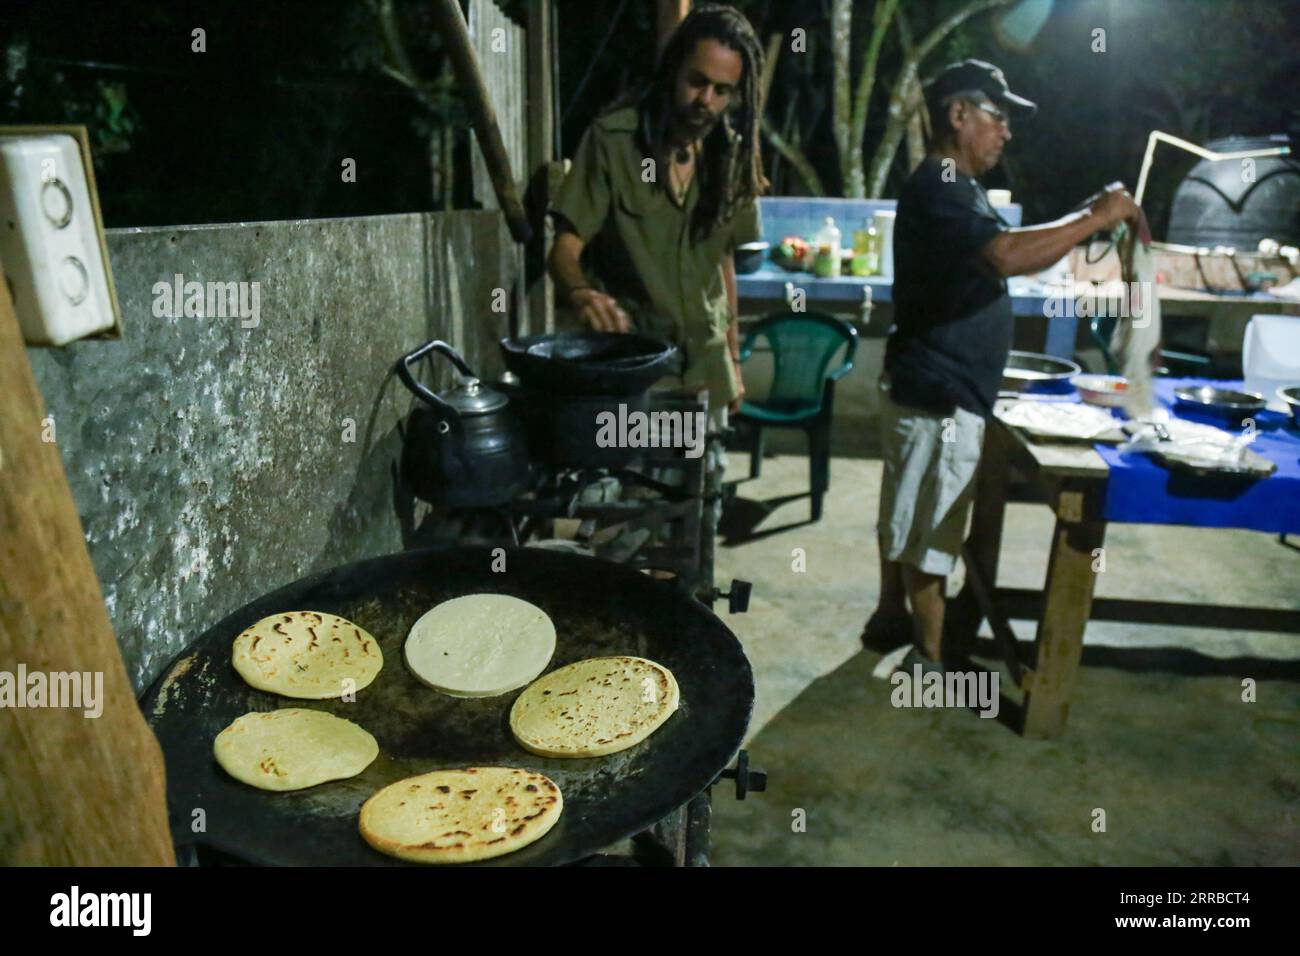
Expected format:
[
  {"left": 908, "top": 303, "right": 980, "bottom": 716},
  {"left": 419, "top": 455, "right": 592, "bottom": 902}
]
[{"left": 403, "top": 594, "right": 556, "bottom": 698}]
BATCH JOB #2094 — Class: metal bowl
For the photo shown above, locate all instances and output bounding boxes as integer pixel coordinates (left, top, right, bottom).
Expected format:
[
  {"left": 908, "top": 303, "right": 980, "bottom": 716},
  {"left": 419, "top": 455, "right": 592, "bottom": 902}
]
[
  {"left": 1278, "top": 385, "right": 1300, "bottom": 426},
  {"left": 1173, "top": 385, "right": 1267, "bottom": 416},
  {"left": 1001, "top": 350, "right": 1082, "bottom": 395}
]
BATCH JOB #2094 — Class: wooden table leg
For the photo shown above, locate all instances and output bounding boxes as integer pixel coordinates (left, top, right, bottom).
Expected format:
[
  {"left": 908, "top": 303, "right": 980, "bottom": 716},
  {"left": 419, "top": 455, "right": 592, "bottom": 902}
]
[{"left": 1022, "top": 483, "right": 1107, "bottom": 739}]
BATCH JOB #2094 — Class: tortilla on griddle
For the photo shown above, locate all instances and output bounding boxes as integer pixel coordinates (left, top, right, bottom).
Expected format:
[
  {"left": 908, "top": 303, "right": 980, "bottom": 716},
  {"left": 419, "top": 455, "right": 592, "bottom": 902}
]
[
  {"left": 509, "top": 656, "right": 679, "bottom": 758},
  {"left": 359, "top": 768, "right": 563, "bottom": 863},
  {"left": 232, "top": 611, "right": 383, "bottom": 699},
  {"left": 403, "top": 594, "right": 555, "bottom": 698},
  {"left": 214, "top": 708, "right": 378, "bottom": 791}
]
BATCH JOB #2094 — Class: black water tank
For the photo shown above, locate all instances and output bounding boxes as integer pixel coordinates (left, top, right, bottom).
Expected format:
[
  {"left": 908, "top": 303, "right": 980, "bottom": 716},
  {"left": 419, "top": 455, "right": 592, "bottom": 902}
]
[{"left": 1166, "top": 135, "right": 1300, "bottom": 249}]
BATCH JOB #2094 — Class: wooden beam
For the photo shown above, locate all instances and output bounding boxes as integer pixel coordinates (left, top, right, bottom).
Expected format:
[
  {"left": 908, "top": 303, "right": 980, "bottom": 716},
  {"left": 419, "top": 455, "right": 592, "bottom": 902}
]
[
  {"left": 656, "top": 0, "right": 691, "bottom": 59},
  {"left": 526, "top": 0, "right": 555, "bottom": 336},
  {"left": 0, "top": 268, "right": 175, "bottom": 865},
  {"left": 431, "top": 0, "right": 532, "bottom": 243}
]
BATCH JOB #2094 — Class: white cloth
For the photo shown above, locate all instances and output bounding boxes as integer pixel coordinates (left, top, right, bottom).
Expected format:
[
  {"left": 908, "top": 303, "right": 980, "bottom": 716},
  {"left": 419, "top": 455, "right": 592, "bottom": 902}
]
[{"left": 1112, "top": 223, "right": 1162, "bottom": 417}]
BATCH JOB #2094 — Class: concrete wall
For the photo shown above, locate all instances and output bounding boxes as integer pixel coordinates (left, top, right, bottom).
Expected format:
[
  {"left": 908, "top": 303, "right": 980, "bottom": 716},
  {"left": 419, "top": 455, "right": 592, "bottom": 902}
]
[{"left": 27, "top": 211, "right": 523, "bottom": 693}]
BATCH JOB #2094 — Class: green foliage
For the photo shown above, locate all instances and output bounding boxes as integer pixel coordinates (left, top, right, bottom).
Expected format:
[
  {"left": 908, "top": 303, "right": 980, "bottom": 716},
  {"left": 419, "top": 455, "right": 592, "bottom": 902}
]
[
  {"left": 2, "top": 38, "right": 139, "bottom": 168},
  {"left": 91, "top": 82, "right": 137, "bottom": 156}
]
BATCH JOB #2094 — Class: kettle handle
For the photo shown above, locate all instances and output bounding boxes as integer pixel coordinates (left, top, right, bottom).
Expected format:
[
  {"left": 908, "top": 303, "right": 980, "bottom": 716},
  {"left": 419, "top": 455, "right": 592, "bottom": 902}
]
[{"left": 395, "top": 340, "right": 479, "bottom": 413}]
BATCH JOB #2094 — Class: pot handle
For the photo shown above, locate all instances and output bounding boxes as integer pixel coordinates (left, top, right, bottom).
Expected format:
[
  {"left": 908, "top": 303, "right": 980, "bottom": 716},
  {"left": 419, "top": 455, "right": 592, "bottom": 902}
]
[{"left": 395, "top": 340, "right": 478, "bottom": 413}]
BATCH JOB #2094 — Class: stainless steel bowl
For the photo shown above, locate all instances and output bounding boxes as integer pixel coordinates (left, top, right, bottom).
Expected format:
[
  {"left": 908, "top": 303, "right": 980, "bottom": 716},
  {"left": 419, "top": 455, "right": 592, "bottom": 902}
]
[
  {"left": 1173, "top": 385, "right": 1267, "bottom": 415},
  {"left": 1278, "top": 385, "right": 1300, "bottom": 426},
  {"left": 1001, "top": 350, "right": 1082, "bottom": 394}
]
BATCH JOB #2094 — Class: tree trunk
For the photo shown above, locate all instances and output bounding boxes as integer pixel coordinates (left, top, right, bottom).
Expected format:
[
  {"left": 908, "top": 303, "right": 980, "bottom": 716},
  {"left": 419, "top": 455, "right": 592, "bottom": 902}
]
[
  {"left": 866, "top": 0, "right": 1013, "bottom": 197},
  {"left": 830, "top": 0, "right": 853, "bottom": 195},
  {"left": 845, "top": 0, "right": 900, "bottom": 197},
  {"left": 762, "top": 117, "right": 825, "bottom": 196},
  {"left": 906, "top": 101, "right": 926, "bottom": 173},
  {"left": 895, "top": 9, "right": 927, "bottom": 176}
]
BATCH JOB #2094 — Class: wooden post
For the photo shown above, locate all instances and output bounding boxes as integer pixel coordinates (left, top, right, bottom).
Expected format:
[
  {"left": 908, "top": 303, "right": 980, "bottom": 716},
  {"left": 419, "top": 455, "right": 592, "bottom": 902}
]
[
  {"left": 526, "top": 0, "right": 555, "bottom": 336},
  {"left": 0, "top": 270, "right": 175, "bottom": 865},
  {"left": 656, "top": 0, "right": 691, "bottom": 58},
  {"left": 431, "top": 0, "right": 532, "bottom": 243},
  {"left": 1021, "top": 481, "right": 1107, "bottom": 739}
]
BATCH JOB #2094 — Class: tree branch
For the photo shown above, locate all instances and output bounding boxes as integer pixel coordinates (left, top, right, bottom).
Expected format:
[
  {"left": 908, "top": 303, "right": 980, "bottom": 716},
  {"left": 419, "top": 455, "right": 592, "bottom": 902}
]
[
  {"left": 761, "top": 30, "right": 781, "bottom": 108},
  {"left": 762, "top": 116, "right": 825, "bottom": 196},
  {"left": 866, "top": 0, "right": 1013, "bottom": 197},
  {"left": 845, "top": 0, "right": 900, "bottom": 197}
]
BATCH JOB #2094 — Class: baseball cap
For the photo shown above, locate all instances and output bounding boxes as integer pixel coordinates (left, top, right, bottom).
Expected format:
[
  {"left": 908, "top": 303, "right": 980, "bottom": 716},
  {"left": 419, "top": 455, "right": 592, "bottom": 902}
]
[{"left": 925, "top": 59, "right": 1037, "bottom": 118}]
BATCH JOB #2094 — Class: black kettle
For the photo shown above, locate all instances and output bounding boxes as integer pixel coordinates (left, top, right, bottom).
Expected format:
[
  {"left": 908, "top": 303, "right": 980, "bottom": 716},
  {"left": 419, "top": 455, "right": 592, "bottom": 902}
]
[{"left": 396, "top": 340, "right": 533, "bottom": 508}]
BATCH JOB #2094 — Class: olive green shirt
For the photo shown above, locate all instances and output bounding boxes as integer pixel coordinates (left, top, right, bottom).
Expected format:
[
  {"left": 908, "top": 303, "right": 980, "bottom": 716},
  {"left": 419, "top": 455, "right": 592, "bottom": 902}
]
[{"left": 550, "top": 107, "right": 763, "bottom": 406}]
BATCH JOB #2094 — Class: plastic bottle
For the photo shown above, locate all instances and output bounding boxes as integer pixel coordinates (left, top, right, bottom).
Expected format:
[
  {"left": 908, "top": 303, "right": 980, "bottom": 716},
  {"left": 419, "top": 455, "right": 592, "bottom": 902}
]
[
  {"left": 851, "top": 220, "right": 880, "bottom": 277},
  {"left": 814, "top": 217, "right": 841, "bottom": 278}
]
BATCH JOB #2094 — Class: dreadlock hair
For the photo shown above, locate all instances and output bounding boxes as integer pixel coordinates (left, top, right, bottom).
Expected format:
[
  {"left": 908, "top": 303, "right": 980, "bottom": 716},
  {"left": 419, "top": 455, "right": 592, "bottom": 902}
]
[{"left": 616, "top": 3, "right": 769, "bottom": 243}]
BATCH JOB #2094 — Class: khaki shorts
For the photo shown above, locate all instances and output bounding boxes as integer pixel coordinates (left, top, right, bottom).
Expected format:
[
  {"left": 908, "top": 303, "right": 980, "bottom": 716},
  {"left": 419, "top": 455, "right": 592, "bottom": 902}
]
[{"left": 877, "top": 388, "right": 986, "bottom": 577}]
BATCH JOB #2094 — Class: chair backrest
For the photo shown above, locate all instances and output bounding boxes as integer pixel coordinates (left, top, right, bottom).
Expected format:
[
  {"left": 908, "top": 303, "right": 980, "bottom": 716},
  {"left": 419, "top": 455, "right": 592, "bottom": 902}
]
[
  {"left": 1243, "top": 314, "right": 1300, "bottom": 406},
  {"left": 746, "top": 312, "right": 856, "bottom": 406}
]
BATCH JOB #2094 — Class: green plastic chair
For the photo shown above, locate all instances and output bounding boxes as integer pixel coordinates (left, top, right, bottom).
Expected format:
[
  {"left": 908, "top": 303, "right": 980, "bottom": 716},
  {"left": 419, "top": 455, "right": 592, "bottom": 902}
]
[
  {"left": 735, "top": 311, "right": 858, "bottom": 521},
  {"left": 1090, "top": 313, "right": 1211, "bottom": 376}
]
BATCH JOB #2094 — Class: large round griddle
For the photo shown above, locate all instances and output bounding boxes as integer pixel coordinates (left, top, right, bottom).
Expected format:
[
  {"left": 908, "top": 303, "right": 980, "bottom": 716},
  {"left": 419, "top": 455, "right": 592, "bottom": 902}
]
[{"left": 142, "top": 546, "right": 753, "bottom": 866}]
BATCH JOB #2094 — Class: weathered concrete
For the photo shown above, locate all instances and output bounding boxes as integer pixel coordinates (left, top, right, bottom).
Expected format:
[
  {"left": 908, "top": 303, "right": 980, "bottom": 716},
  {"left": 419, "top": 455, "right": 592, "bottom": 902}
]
[
  {"left": 27, "top": 212, "right": 523, "bottom": 693},
  {"left": 711, "top": 452, "right": 1300, "bottom": 865}
]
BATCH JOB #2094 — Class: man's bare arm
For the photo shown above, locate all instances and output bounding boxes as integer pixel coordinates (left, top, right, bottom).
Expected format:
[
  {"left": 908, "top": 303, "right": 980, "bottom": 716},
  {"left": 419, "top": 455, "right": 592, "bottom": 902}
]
[
  {"left": 547, "top": 227, "right": 630, "bottom": 332},
  {"left": 721, "top": 254, "right": 744, "bottom": 413},
  {"left": 982, "top": 184, "right": 1141, "bottom": 278}
]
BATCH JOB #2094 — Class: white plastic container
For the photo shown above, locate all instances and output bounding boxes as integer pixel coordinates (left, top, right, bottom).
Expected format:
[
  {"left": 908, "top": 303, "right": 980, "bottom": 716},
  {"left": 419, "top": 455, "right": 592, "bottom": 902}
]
[
  {"left": 872, "top": 210, "right": 896, "bottom": 279},
  {"left": 0, "top": 134, "right": 116, "bottom": 345},
  {"left": 1242, "top": 314, "right": 1300, "bottom": 412}
]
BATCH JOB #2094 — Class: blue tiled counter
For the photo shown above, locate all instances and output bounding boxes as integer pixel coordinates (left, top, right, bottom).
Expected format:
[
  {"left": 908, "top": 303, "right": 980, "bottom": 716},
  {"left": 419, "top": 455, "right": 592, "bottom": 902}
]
[{"left": 736, "top": 197, "right": 1081, "bottom": 359}]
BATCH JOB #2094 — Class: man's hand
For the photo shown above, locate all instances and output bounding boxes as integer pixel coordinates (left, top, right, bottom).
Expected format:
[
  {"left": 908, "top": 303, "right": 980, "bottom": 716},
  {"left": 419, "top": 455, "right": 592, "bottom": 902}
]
[
  {"left": 570, "top": 288, "right": 631, "bottom": 333},
  {"left": 1089, "top": 182, "right": 1144, "bottom": 237}
]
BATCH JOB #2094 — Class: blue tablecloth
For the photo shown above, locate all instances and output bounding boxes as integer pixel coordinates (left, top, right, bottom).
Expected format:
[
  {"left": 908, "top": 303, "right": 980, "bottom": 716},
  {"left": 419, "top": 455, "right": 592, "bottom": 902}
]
[{"left": 1095, "top": 378, "right": 1300, "bottom": 533}]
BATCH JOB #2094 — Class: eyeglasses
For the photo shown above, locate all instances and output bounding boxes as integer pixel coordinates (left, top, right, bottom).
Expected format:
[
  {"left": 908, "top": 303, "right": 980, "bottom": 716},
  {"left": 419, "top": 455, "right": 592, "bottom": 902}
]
[{"left": 973, "top": 101, "right": 1009, "bottom": 126}]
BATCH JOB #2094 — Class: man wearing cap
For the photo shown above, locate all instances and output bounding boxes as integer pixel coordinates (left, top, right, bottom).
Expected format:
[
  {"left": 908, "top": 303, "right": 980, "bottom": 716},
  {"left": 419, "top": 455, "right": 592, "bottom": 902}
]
[{"left": 866, "top": 58, "right": 1142, "bottom": 672}]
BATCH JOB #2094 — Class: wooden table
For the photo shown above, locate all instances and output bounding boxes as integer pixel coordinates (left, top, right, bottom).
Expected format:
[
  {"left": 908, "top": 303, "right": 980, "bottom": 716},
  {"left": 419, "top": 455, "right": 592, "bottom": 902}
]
[{"left": 953, "top": 403, "right": 1300, "bottom": 739}]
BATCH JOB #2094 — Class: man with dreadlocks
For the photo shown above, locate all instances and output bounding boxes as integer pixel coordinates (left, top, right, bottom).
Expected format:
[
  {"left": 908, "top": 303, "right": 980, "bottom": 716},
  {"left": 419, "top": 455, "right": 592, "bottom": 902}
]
[{"left": 547, "top": 3, "right": 767, "bottom": 429}]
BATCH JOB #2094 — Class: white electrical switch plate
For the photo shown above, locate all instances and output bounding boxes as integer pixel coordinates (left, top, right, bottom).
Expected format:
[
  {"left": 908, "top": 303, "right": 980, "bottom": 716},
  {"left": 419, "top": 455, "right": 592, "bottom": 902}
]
[{"left": 0, "top": 130, "right": 119, "bottom": 345}]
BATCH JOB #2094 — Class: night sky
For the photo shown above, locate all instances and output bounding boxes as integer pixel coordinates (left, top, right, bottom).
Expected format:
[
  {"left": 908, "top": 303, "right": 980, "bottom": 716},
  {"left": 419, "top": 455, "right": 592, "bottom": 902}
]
[{"left": 3, "top": 0, "right": 1296, "bottom": 232}]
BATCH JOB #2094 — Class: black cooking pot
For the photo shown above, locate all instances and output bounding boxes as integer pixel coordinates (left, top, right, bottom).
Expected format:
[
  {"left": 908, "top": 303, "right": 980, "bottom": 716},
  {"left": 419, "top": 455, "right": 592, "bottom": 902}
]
[
  {"left": 396, "top": 340, "right": 533, "bottom": 507},
  {"left": 500, "top": 331, "right": 679, "bottom": 396}
]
